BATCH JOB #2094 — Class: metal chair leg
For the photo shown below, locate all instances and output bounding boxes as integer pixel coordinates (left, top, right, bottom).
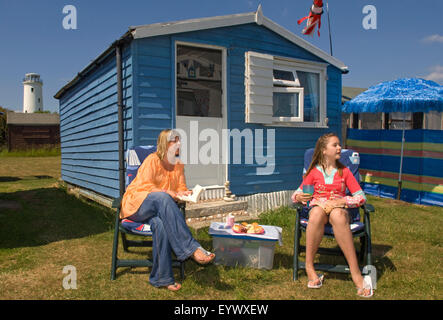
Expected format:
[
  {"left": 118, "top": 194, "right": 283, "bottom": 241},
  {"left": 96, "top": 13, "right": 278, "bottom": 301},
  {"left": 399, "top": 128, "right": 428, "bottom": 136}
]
[
  {"left": 359, "top": 236, "right": 366, "bottom": 264},
  {"left": 180, "top": 261, "right": 185, "bottom": 280},
  {"left": 121, "top": 232, "right": 129, "bottom": 252},
  {"left": 293, "top": 209, "right": 301, "bottom": 281},
  {"left": 364, "top": 213, "right": 373, "bottom": 266},
  {"left": 111, "top": 209, "right": 121, "bottom": 280}
]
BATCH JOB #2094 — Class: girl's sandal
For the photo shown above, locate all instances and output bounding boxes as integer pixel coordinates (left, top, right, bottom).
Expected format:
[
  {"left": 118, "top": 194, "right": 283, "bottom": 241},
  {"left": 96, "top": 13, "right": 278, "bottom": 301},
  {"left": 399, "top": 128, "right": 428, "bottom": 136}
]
[
  {"left": 356, "top": 277, "right": 373, "bottom": 298},
  {"left": 307, "top": 274, "right": 324, "bottom": 289},
  {"left": 356, "top": 287, "right": 373, "bottom": 298}
]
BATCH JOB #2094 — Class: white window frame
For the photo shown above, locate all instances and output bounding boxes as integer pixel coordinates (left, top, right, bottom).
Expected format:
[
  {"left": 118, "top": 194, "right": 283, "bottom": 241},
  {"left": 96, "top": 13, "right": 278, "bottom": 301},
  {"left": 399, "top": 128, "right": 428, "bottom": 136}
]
[
  {"left": 271, "top": 57, "right": 327, "bottom": 127},
  {"left": 272, "top": 68, "right": 300, "bottom": 87},
  {"left": 272, "top": 86, "right": 304, "bottom": 122},
  {"left": 244, "top": 52, "right": 328, "bottom": 127}
]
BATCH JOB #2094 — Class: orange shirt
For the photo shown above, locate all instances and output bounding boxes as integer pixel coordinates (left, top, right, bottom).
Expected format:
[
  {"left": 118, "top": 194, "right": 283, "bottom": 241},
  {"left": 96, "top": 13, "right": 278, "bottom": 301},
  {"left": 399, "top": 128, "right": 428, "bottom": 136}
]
[{"left": 120, "top": 153, "right": 188, "bottom": 218}]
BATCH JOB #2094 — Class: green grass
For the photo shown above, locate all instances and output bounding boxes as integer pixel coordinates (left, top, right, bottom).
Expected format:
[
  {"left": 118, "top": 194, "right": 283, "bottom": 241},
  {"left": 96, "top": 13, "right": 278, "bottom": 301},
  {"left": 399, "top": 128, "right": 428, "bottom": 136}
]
[
  {"left": 0, "top": 147, "right": 60, "bottom": 157},
  {"left": 0, "top": 156, "right": 442, "bottom": 299}
]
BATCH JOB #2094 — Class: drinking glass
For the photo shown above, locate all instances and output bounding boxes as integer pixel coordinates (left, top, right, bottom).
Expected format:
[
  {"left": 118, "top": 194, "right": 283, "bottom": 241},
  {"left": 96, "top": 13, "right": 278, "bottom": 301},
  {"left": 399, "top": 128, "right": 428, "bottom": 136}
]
[{"left": 303, "top": 184, "right": 314, "bottom": 207}]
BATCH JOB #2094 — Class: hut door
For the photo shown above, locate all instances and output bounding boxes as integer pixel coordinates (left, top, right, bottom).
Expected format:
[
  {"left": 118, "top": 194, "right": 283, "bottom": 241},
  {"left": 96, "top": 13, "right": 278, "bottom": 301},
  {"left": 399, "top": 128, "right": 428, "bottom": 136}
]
[{"left": 175, "top": 43, "right": 226, "bottom": 188}]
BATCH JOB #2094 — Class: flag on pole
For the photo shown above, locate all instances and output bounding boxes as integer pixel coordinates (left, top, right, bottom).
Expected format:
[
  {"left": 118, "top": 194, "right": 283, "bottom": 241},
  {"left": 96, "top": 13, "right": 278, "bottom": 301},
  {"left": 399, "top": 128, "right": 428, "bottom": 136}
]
[{"left": 297, "top": 0, "right": 324, "bottom": 37}]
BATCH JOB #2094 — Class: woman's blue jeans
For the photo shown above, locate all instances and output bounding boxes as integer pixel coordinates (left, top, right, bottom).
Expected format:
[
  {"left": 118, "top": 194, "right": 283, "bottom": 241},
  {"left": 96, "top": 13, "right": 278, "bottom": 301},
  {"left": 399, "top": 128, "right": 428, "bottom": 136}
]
[{"left": 128, "top": 192, "right": 200, "bottom": 287}]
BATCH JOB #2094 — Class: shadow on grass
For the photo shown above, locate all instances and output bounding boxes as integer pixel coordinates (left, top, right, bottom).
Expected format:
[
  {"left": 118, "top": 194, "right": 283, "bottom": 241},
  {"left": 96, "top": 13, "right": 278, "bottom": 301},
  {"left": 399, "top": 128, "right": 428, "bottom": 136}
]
[
  {"left": 190, "top": 238, "right": 235, "bottom": 291},
  {"left": 111, "top": 237, "right": 234, "bottom": 291},
  {"left": 371, "top": 244, "right": 397, "bottom": 277},
  {"left": 0, "top": 176, "right": 54, "bottom": 182},
  {"left": 274, "top": 252, "right": 295, "bottom": 269},
  {"left": 0, "top": 187, "right": 114, "bottom": 249},
  {"left": 33, "top": 175, "right": 54, "bottom": 180},
  {"left": 291, "top": 243, "right": 396, "bottom": 283},
  {"left": 0, "top": 177, "right": 22, "bottom": 182}
]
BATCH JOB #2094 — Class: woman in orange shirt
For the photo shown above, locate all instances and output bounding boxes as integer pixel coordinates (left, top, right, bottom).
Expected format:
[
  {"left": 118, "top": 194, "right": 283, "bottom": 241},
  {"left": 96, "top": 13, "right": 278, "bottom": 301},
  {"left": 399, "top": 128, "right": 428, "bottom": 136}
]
[{"left": 121, "top": 129, "right": 214, "bottom": 291}]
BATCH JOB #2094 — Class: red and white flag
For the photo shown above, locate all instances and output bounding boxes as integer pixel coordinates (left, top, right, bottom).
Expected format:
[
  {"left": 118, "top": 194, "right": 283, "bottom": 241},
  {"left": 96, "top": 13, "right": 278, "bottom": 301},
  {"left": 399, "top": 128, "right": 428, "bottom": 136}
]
[{"left": 298, "top": 0, "right": 324, "bottom": 37}]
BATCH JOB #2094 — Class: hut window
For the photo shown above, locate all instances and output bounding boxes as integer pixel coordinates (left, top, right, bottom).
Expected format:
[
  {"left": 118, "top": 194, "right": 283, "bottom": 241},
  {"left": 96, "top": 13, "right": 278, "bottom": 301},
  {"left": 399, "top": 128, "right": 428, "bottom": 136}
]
[
  {"left": 390, "top": 112, "right": 413, "bottom": 130},
  {"left": 273, "top": 62, "right": 320, "bottom": 123},
  {"left": 388, "top": 112, "right": 423, "bottom": 130},
  {"left": 176, "top": 45, "right": 222, "bottom": 118},
  {"left": 272, "top": 68, "right": 303, "bottom": 122},
  {"left": 245, "top": 51, "right": 327, "bottom": 127}
]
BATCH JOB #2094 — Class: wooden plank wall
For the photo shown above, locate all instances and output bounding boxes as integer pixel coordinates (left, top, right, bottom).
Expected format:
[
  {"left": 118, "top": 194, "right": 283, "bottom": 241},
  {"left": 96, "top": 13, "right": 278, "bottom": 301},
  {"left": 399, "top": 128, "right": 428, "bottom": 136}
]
[
  {"left": 58, "top": 47, "right": 133, "bottom": 199},
  {"left": 7, "top": 125, "right": 60, "bottom": 151},
  {"left": 131, "top": 37, "right": 174, "bottom": 147}
]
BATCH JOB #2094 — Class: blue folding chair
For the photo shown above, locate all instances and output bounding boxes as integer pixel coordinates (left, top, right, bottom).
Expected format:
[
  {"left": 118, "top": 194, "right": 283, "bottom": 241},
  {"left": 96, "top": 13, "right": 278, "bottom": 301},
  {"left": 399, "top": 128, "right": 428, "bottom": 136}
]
[
  {"left": 292, "top": 148, "right": 375, "bottom": 280},
  {"left": 111, "top": 145, "right": 186, "bottom": 280}
]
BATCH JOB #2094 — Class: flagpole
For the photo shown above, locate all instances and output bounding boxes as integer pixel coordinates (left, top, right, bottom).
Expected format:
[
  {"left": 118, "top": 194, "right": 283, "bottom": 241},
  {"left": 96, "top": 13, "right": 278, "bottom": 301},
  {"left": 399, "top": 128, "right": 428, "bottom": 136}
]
[{"left": 326, "top": 0, "right": 333, "bottom": 56}]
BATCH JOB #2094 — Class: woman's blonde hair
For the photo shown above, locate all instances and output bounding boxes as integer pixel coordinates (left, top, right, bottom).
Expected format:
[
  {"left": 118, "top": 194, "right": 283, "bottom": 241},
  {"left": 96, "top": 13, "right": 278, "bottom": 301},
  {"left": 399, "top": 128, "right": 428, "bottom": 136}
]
[
  {"left": 156, "top": 129, "right": 173, "bottom": 161},
  {"left": 304, "top": 132, "right": 345, "bottom": 178}
]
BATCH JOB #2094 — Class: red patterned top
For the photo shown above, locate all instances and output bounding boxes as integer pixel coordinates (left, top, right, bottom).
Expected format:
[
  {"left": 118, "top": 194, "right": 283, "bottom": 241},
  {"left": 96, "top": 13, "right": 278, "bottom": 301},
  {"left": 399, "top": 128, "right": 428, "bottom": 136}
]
[{"left": 295, "top": 165, "right": 366, "bottom": 208}]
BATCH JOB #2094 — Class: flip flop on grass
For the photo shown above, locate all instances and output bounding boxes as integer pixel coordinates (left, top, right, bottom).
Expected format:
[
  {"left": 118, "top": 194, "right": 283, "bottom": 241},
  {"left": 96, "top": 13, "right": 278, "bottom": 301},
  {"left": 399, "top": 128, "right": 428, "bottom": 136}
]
[
  {"left": 357, "top": 277, "right": 373, "bottom": 298},
  {"left": 307, "top": 274, "right": 324, "bottom": 289}
]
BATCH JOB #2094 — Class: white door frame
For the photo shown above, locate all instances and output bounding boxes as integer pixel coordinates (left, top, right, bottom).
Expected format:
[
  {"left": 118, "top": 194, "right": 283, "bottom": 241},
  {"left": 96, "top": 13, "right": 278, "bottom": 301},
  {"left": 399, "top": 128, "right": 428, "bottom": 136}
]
[{"left": 174, "top": 40, "right": 228, "bottom": 186}]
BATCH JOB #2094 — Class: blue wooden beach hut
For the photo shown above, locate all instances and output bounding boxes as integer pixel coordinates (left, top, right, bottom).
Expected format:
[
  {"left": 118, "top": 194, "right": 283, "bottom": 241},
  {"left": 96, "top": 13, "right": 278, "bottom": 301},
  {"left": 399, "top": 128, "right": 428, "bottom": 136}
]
[{"left": 54, "top": 7, "right": 348, "bottom": 210}]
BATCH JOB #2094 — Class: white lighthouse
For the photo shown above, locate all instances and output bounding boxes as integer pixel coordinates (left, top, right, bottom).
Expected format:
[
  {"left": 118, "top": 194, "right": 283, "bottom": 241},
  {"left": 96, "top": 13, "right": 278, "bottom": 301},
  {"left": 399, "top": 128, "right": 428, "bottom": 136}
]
[{"left": 23, "top": 73, "right": 43, "bottom": 113}]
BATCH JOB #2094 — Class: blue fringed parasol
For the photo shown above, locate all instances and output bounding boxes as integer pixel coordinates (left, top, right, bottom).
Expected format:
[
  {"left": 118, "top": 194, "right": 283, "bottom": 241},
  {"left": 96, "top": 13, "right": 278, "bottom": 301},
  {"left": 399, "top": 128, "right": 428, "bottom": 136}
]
[
  {"left": 342, "top": 78, "right": 443, "bottom": 199},
  {"left": 342, "top": 78, "right": 443, "bottom": 113}
]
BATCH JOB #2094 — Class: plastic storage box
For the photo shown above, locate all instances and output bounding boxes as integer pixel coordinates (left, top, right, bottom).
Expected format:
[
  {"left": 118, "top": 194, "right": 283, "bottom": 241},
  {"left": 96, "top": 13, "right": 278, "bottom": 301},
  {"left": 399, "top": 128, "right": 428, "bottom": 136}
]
[{"left": 209, "top": 222, "right": 282, "bottom": 270}]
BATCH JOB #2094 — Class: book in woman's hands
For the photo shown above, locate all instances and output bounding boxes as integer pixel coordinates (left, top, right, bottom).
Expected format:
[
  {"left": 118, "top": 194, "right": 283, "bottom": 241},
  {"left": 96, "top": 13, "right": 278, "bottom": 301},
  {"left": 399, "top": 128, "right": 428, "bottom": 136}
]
[{"left": 177, "top": 184, "right": 205, "bottom": 203}]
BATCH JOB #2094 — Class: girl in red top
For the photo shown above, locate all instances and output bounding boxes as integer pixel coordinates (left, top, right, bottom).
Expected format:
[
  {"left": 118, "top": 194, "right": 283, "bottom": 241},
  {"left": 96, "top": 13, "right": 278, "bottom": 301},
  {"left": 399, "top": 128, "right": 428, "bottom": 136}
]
[{"left": 292, "top": 133, "right": 372, "bottom": 298}]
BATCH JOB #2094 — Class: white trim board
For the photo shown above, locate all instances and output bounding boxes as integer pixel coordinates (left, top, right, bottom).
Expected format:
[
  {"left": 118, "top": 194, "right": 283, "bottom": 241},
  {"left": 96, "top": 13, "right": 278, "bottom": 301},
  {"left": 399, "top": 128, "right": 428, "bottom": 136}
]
[{"left": 131, "top": 6, "right": 348, "bottom": 73}]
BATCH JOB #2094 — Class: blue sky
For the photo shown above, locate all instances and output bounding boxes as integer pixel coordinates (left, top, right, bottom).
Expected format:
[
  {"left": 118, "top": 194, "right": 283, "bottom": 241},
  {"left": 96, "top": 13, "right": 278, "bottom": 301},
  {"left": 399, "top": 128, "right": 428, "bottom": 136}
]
[{"left": 0, "top": 0, "right": 442, "bottom": 113}]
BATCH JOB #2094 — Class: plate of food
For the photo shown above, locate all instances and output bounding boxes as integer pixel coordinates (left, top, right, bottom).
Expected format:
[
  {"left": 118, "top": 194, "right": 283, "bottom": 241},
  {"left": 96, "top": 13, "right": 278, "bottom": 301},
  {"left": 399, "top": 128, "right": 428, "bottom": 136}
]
[{"left": 232, "top": 222, "right": 265, "bottom": 235}]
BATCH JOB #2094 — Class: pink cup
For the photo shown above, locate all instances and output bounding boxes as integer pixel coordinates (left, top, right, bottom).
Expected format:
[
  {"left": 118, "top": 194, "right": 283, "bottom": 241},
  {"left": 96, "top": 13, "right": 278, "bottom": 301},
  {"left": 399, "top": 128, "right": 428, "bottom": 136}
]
[{"left": 225, "top": 214, "right": 235, "bottom": 228}]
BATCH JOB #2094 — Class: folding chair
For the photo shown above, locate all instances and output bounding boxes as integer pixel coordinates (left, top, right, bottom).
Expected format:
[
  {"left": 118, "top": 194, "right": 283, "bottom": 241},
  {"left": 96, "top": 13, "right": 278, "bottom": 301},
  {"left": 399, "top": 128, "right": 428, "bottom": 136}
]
[
  {"left": 292, "top": 148, "right": 375, "bottom": 280},
  {"left": 111, "top": 145, "right": 186, "bottom": 280}
]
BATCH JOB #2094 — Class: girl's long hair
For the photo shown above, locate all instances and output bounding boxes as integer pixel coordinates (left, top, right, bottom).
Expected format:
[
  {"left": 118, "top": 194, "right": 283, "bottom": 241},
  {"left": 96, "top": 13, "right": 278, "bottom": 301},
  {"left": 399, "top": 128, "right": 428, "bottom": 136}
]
[{"left": 304, "top": 133, "right": 345, "bottom": 178}]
